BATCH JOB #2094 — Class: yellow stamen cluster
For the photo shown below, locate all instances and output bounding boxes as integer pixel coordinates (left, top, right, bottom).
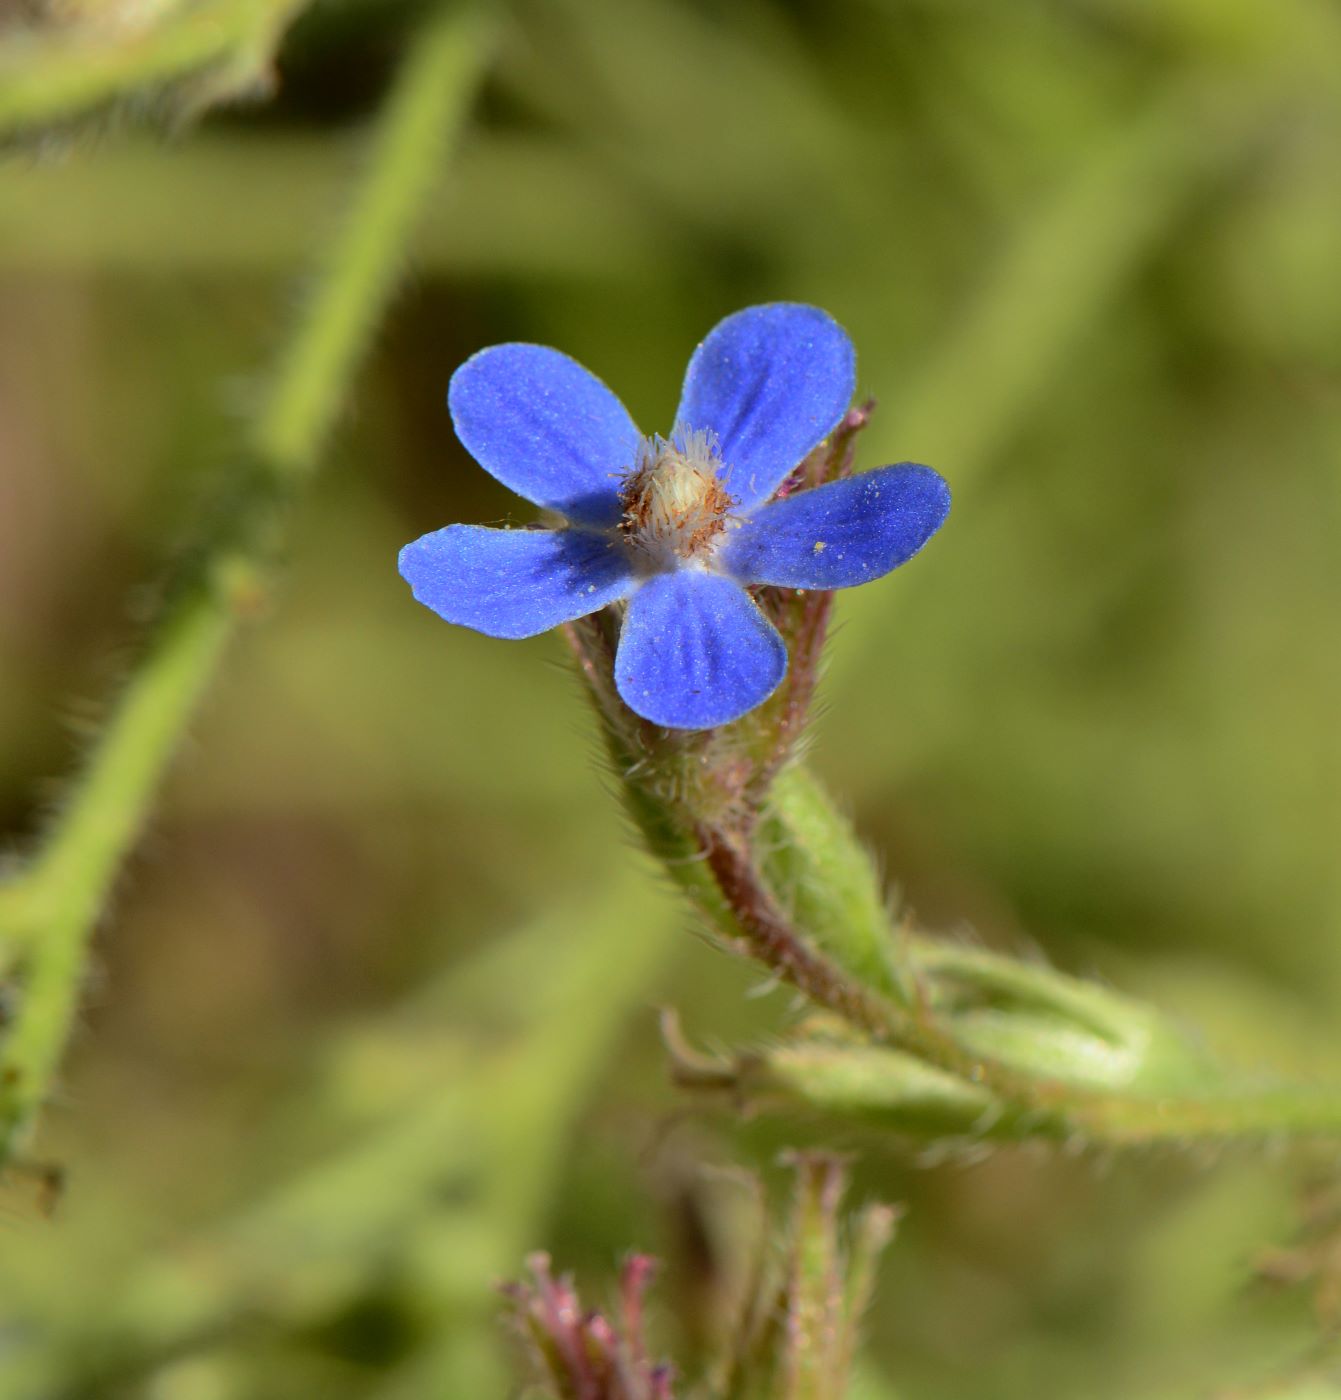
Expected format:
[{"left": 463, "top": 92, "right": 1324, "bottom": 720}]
[{"left": 618, "top": 428, "right": 736, "bottom": 566}]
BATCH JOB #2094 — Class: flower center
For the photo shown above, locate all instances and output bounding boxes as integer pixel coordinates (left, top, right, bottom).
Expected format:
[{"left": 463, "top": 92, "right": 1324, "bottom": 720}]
[{"left": 618, "top": 428, "right": 736, "bottom": 565}]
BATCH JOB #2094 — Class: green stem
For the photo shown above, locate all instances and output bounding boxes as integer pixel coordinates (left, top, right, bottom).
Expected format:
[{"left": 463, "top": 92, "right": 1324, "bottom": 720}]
[
  {"left": 0, "top": 596, "right": 233, "bottom": 1141},
  {"left": 255, "top": 3, "right": 495, "bottom": 478},
  {"left": 757, "top": 1036, "right": 1341, "bottom": 1147},
  {"left": 718, "top": 763, "right": 1341, "bottom": 1148},
  {"left": 0, "top": 0, "right": 311, "bottom": 141},
  {"left": 831, "top": 71, "right": 1310, "bottom": 684},
  {"left": 3, "top": 880, "right": 674, "bottom": 1399},
  {"left": 1072, "top": 1084, "right": 1341, "bottom": 1146},
  {"left": 892, "top": 72, "right": 1290, "bottom": 491},
  {"left": 0, "top": 0, "right": 496, "bottom": 1158}
]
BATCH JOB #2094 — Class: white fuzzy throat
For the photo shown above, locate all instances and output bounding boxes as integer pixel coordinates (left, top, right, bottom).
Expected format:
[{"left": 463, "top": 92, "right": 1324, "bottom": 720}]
[{"left": 618, "top": 428, "right": 736, "bottom": 567}]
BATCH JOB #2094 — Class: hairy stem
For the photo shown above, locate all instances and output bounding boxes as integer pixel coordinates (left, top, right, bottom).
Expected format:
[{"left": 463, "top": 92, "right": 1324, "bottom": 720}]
[
  {"left": 696, "top": 823, "right": 902, "bottom": 1040},
  {"left": 0, "top": 0, "right": 496, "bottom": 1158},
  {"left": 694, "top": 820, "right": 1071, "bottom": 1122},
  {"left": 254, "top": 3, "right": 495, "bottom": 479},
  {"left": 694, "top": 767, "right": 1341, "bottom": 1148}
]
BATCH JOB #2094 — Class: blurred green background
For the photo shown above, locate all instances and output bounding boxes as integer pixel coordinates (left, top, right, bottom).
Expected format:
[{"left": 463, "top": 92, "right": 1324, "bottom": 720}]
[{"left": 2, "top": 0, "right": 1341, "bottom": 1395}]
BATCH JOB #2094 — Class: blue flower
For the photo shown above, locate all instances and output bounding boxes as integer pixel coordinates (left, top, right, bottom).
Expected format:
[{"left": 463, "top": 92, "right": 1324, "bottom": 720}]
[{"left": 399, "top": 303, "right": 950, "bottom": 730}]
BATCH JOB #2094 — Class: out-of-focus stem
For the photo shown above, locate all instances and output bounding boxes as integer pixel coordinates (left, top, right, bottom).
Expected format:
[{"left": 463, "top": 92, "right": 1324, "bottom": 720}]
[
  {"left": 0, "top": 0, "right": 310, "bottom": 141},
  {"left": 255, "top": 3, "right": 496, "bottom": 480},
  {"left": 4, "top": 881, "right": 672, "bottom": 1399},
  {"left": 0, "top": 1, "right": 496, "bottom": 1159}
]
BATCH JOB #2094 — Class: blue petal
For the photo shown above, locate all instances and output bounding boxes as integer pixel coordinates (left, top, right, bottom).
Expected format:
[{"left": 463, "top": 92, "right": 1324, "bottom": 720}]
[
  {"left": 614, "top": 571, "right": 787, "bottom": 729},
  {"left": 448, "top": 344, "right": 642, "bottom": 527},
  {"left": 721, "top": 464, "right": 951, "bottom": 589},
  {"left": 399, "top": 525, "right": 634, "bottom": 639},
  {"left": 674, "top": 304, "right": 856, "bottom": 513}
]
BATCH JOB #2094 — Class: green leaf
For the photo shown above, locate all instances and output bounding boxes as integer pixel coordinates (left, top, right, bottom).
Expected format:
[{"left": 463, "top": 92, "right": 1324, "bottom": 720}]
[{"left": 759, "top": 765, "right": 911, "bottom": 1007}]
